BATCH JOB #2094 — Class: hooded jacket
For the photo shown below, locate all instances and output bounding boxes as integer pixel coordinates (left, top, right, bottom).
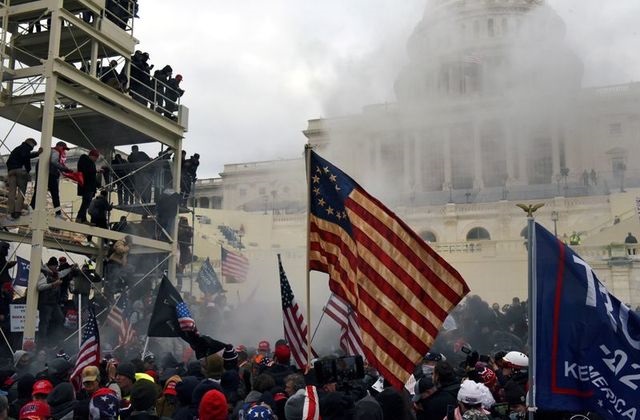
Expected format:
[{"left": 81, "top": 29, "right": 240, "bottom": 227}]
[{"left": 46, "top": 382, "right": 76, "bottom": 419}]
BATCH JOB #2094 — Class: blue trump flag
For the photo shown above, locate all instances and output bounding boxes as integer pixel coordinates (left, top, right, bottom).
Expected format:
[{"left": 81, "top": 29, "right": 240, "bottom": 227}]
[
  {"left": 534, "top": 222, "right": 640, "bottom": 419},
  {"left": 14, "top": 256, "right": 30, "bottom": 287},
  {"left": 196, "top": 258, "right": 223, "bottom": 295}
]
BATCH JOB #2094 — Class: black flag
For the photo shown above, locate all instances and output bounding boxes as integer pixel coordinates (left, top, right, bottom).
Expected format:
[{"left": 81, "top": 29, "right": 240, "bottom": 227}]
[
  {"left": 147, "top": 275, "right": 184, "bottom": 337},
  {"left": 147, "top": 276, "right": 226, "bottom": 358}
]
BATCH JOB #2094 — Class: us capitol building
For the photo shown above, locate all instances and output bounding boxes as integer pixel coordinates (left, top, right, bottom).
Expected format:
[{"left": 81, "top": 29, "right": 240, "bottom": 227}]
[{"left": 191, "top": 0, "right": 640, "bottom": 305}]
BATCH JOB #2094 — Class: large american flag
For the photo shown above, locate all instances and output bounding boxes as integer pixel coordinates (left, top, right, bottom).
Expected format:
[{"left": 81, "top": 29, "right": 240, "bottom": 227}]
[
  {"left": 106, "top": 293, "right": 135, "bottom": 348},
  {"left": 324, "top": 294, "right": 365, "bottom": 359},
  {"left": 308, "top": 150, "right": 469, "bottom": 388},
  {"left": 221, "top": 247, "right": 249, "bottom": 283},
  {"left": 70, "top": 307, "right": 100, "bottom": 392},
  {"left": 278, "top": 254, "right": 316, "bottom": 369}
]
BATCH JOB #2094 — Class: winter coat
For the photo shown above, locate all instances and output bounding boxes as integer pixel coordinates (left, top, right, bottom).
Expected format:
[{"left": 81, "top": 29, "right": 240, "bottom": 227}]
[
  {"left": 77, "top": 154, "right": 98, "bottom": 195},
  {"left": 6, "top": 141, "right": 39, "bottom": 172},
  {"left": 418, "top": 381, "right": 460, "bottom": 420}
]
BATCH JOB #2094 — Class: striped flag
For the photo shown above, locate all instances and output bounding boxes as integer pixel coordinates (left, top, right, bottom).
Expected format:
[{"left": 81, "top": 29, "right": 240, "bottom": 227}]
[
  {"left": 221, "top": 247, "right": 249, "bottom": 283},
  {"left": 69, "top": 307, "right": 100, "bottom": 392},
  {"left": 278, "top": 254, "right": 316, "bottom": 369},
  {"left": 106, "top": 293, "right": 135, "bottom": 348},
  {"left": 308, "top": 150, "right": 469, "bottom": 388},
  {"left": 324, "top": 294, "right": 365, "bottom": 359},
  {"left": 176, "top": 302, "right": 196, "bottom": 332}
]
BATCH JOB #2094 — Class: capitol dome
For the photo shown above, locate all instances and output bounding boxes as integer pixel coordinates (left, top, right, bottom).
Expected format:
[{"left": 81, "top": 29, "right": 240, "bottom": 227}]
[{"left": 395, "top": 0, "right": 583, "bottom": 102}]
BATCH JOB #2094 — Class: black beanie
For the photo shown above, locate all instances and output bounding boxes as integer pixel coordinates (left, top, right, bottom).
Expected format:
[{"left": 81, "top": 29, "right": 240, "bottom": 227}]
[
  {"left": 130, "top": 379, "right": 158, "bottom": 411},
  {"left": 222, "top": 344, "right": 238, "bottom": 370},
  {"left": 116, "top": 362, "right": 136, "bottom": 382}
]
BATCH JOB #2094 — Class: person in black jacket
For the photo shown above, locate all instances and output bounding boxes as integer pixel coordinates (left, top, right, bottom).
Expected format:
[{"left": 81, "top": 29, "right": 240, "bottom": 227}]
[
  {"left": 164, "top": 74, "right": 184, "bottom": 118},
  {"left": 76, "top": 149, "right": 100, "bottom": 223},
  {"left": 6, "top": 138, "right": 42, "bottom": 219},
  {"left": 417, "top": 361, "right": 460, "bottom": 420},
  {"left": 128, "top": 145, "right": 152, "bottom": 203},
  {"left": 89, "top": 190, "right": 113, "bottom": 229}
]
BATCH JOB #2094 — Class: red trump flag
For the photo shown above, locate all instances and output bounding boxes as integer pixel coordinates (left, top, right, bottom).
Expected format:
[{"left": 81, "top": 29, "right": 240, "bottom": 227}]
[{"left": 307, "top": 150, "right": 469, "bottom": 388}]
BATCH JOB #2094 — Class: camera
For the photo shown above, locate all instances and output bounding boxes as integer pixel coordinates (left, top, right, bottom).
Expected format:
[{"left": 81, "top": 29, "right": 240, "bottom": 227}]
[{"left": 314, "top": 355, "right": 365, "bottom": 386}]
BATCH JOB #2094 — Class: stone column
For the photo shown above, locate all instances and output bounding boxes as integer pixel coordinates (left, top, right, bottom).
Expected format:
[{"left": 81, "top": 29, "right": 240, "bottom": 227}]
[
  {"left": 517, "top": 122, "right": 528, "bottom": 184},
  {"left": 504, "top": 123, "right": 515, "bottom": 183},
  {"left": 551, "top": 120, "right": 561, "bottom": 177},
  {"left": 443, "top": 127, "right": 452, "bottom": 189},
  {"left": 473, "top": 121, "right": 484, "bottom": 189}
]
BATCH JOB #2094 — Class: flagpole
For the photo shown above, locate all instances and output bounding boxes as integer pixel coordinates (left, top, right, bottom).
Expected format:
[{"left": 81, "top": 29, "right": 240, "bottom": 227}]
[
  {"left": 304, "top": 144, "right": 313, "bottom": 371},
  {"left": 518, "top": 203, "right": 543, "bottom": 419},
  {"left": 0, "top": 325, "right": 14, "bottom": 355},
  {"left": 142, "top": 336, "right": 150, "bottom": 359},
  {"left": 78, "top": 295, "right": 82, "bottom": 350},
  {"left": 310, "top": 305, "right": 326, "bottom": 345}
]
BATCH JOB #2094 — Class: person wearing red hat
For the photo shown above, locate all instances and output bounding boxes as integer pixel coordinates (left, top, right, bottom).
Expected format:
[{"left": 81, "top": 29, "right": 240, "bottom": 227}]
[
  {"left": 198, "top": 389, "right": 227, "bottom": 420},
  {"left": 164, "top": 74, "right": 184, "bottom": 118},
  {"left": 30, "top": 141, "right": 72, "bottom": 219},
  {"left": 32, "top": 380, "right": 53, "bottom": 401},
  {"left": 264, "top": 344, "right": 295, "bottom": 387},
  {"left": 19, "top": 400, "right": 51, "bottom": 420},
  {"left": 75, "top": 149, "right": 101, "bottom": 224}
]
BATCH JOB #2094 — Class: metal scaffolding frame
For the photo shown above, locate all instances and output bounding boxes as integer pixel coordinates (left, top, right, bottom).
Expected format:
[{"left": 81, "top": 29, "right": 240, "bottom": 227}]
[{"left": 0, "top": 0, "right": 188, "bottom": 347}]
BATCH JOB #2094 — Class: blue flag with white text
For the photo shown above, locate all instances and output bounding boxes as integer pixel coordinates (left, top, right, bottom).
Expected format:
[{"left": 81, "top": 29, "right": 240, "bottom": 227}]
[
  {"left": 196, "top": 258, "right": 223, "bottom": 295},
  {"left": 534, "top": 223, "right": 640, "bottom": 419},
  {"left": 14, "top": 256, "right": 30, "bottom": 287}
]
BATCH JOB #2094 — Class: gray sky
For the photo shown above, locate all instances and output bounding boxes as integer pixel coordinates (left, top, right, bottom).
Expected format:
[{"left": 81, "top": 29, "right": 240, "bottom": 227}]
[{"left": 2, "top": 1, "right": 640, "bottom": 178}]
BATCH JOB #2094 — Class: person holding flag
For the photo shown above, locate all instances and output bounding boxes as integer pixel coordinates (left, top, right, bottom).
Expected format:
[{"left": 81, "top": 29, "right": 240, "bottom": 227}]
[{"left": 147, "top": 276, "right": 227, "bottom": 359}]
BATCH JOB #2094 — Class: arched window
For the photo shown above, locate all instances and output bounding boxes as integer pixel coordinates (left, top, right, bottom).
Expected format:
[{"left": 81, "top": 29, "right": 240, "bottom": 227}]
[
  {"left": 420, "top": 230, "right": 437, "bottom": 243},
  {"left": 467, "top": 227, "right": 491, "bottom": 241}
]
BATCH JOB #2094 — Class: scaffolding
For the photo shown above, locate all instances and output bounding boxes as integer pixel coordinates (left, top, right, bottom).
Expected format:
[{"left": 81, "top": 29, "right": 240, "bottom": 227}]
[{"left": 0, "top": 0, "right": 189, "bottom": 348}]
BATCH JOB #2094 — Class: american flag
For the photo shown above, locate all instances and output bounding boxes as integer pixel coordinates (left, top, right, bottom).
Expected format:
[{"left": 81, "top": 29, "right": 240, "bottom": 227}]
[
  {"left": 106, "top": 293, "right": 135, "bottom": 348},
  {"left": 221, "top": 247, "right": 249, "bottom": 283},
  {"left": 324, "top": 294, "right": 365, "bottom": 359},
  {"left": 176, "top": 302, "right": 196, "bottom": 332},
  {"left": 278, "top": 254, "right": 316, "bottom": 369},
  {"left": 69, "top": 307, "right": 100, "bottom": 392},
  {"left": 308, "top": 150, "right": 469, "bottom": 388}
]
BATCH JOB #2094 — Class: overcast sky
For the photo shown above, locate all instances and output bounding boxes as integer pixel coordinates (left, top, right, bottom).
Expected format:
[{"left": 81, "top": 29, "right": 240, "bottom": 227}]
[{"left": 2, "top": 1, "right": 640, "bottom": 178}]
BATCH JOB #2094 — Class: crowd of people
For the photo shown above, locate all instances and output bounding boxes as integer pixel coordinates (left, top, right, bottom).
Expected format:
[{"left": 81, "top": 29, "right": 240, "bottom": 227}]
[
  {"left": 25, "top": 0, "right": 184, "bottom": 122},
  {"left": 0, "top": 289, "right": 609, "bottom": 420}
]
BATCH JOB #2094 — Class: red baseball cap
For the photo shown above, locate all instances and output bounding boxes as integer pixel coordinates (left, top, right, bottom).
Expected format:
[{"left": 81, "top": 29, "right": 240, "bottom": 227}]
[
  {"left": 164, "top": 381, "right": 177, "bottom": 396},
  {"left": 19, "top": 400, "right": 51, "bottom": 419},
  {"left": 32, "top": 379, "right": 53, "bottom": 397}
]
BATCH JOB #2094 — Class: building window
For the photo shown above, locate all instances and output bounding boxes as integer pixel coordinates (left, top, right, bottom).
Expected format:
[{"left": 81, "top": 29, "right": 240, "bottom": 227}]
[
  {"left": 200, "top": 197, "right": 210, "bottom": 208},
  {"left": 502, "top": 18, "right": 509, "bottom": 35},
  {"left": 527, "top": 137, "right": 553, "bottom": 185},
  {"left": 420, "top": 230, "right": 437, "bottom": 243},
  {"left": 488, "top": 19, "right": 495, "bottom": 37},
  {"left": 609, "top": 123, "right": 622, "bottom": 136},
  {"left": 467, "top": 227, "right": 491, "bottom": 241}
]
